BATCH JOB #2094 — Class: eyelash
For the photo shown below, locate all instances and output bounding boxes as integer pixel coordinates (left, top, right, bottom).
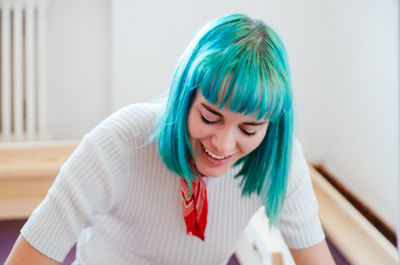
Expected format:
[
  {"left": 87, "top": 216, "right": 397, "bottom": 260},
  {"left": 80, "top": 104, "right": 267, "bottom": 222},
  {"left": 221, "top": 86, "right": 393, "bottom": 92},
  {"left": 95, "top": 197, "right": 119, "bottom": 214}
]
[
  {"left": 201, "top": 115, "right": 217, "bottom": 124},
  {"left": 200, "top": 115, "right": 256, "bottom": 136},
  {"left": 242, "top": 130, "right": 256, "bottom": 136}
]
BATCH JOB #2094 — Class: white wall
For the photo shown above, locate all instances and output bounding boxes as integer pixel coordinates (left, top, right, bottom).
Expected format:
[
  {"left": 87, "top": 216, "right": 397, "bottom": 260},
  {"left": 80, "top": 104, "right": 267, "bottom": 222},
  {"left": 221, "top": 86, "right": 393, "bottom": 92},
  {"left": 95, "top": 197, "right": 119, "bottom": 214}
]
[
  {"left": 46, "top": 0, "right": 111, "bottom": 139},
  {"left": 321, "top": 0, "right": 399, "bottom": 228},
  {"left": 46, "top": 0, "right": 399, "bottom": 230}
]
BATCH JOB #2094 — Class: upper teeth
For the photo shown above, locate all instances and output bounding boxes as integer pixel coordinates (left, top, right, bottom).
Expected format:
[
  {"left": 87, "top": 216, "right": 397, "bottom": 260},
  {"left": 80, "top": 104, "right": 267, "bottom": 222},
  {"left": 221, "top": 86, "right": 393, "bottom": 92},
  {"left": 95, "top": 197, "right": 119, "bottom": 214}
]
[{"left": 203, "top": 146, "right": 228, "bottom": 160}]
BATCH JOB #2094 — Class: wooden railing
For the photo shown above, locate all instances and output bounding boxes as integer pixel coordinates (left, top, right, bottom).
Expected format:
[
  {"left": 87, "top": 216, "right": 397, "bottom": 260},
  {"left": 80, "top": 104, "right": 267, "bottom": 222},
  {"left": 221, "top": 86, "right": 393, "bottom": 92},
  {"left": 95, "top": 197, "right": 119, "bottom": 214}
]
[{"left": 310, "top": 166, "right": 398, "bottom": 265}]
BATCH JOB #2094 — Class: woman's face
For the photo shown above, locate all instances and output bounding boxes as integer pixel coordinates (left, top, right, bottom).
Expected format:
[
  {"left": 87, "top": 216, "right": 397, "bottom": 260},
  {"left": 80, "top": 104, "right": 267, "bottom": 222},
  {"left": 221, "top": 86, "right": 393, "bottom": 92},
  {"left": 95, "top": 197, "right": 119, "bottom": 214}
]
[{"left": 187, "top": 90, "right": 269, "bottom": 177}]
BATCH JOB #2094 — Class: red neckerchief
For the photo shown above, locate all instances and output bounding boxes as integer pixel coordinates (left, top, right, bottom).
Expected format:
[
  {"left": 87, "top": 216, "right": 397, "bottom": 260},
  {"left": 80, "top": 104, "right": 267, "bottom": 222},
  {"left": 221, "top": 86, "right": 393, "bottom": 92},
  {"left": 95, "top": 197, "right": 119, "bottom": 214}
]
[{"left": 180, "top": 175, "right": 208, "bottom": 241}]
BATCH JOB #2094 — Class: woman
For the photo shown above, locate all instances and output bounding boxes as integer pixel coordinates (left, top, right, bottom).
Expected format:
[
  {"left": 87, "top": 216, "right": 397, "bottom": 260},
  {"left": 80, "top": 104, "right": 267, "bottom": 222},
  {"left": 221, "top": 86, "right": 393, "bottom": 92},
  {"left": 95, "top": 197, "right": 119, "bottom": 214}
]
[{"left": 6, "top": 14, "right": 335, "bottom": 265}]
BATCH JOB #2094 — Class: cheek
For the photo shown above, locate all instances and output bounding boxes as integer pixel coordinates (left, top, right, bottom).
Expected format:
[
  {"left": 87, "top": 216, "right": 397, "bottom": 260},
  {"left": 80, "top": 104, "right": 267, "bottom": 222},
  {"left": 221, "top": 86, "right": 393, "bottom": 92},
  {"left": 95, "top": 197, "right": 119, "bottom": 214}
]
[
  {"left": 239, "top": 131, "right": 267, "bottom": 155},
  {"left": 240, "top": 138, "right": 263, "bottom": 154},
  {"left": 187, "top": 112, "right": 207, "bottom": 140},
  {"left": 187, "top": 108, "right": 197, "bottom": 139}
]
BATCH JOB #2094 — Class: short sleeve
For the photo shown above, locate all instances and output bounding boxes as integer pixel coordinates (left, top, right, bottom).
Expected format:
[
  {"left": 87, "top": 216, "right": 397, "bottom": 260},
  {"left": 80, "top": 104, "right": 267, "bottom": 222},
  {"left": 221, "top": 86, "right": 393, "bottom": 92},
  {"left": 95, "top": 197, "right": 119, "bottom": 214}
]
[
  {"left": 277, "top": 138, "right": 325, "bottom": 249},
  {"left": 20, "top": 125, "right": 128, "bottom": 262}
]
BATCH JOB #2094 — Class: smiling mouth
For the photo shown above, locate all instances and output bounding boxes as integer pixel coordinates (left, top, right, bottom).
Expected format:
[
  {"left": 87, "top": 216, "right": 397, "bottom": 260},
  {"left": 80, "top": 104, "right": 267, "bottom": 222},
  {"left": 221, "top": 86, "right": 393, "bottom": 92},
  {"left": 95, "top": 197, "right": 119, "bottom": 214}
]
[{"left": 201, "top": 143, "right": 231, "bottom": 160}]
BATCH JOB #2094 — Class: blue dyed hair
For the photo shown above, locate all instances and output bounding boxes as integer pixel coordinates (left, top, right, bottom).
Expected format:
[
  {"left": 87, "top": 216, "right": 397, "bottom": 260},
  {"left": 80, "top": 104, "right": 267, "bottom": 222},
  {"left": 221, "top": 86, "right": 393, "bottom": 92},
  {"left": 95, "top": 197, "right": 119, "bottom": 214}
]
[{"left": 154, "top": 13, "right": 293, "bottom": 226}]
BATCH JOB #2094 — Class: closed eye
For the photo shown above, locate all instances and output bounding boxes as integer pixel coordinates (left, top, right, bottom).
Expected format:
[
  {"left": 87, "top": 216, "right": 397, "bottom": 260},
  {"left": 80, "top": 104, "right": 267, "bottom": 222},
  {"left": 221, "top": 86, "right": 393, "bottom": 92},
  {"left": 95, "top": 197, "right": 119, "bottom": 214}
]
[
  {"left": 201, "top": 115, "right": 218, "bottom": 124},
  {"left": 202, "top": 114, "right": 258, "bottom": 136},
  {"left": 240, "top": 128, "right": 256, "bottom": 136}
]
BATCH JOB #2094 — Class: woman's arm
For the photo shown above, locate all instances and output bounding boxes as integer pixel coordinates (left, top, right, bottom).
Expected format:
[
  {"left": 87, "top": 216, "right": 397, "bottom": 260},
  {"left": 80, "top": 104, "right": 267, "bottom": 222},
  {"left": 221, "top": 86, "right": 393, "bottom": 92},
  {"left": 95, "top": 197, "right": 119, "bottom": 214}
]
[
  {"left": 289, "top": 240, "right": 336, "bottom": 265},
  {"left": 4, "top": 234, "right": 59, "bottom": 265}
]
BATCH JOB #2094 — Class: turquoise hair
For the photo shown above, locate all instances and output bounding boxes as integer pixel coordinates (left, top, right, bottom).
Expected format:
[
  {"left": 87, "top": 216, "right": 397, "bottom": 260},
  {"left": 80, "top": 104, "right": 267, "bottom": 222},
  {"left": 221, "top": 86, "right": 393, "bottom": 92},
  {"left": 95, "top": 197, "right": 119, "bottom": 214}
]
[{"left": 154, "top": 13, "right": 294, "bottom": 226}]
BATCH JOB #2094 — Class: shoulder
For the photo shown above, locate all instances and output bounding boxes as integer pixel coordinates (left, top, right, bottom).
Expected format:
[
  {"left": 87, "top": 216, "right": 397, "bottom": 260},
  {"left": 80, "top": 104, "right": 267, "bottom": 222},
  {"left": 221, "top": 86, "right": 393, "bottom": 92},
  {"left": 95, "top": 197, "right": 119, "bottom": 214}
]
[
  {"left": 292, "top": 137, "right": 304, "bottom": 158},
  {"left": 90, "top": 102, "right": 164, "bottom": 143},
  {"left": 290, "top": 137, "right": 307, "bottom": 171},
  {"left": 279, "top": 137, "right": 326, "bottom": 248},
  {"left": 285, "top": 137, "right": 310, "bottom": 197}
]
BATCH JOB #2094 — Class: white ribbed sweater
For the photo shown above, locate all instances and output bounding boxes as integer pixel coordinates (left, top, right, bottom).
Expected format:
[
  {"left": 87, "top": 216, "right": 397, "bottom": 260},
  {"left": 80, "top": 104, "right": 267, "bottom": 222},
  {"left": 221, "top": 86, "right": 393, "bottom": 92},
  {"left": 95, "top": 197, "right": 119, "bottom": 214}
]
[{"left": 21, "top": 103, "right": 325, "bottom": 265}]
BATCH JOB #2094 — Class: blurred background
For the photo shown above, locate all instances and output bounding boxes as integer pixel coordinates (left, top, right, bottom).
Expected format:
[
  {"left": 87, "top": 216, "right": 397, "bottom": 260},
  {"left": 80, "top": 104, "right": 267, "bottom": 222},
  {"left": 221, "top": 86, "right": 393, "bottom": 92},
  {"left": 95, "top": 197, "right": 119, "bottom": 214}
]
[{"left": 0, "top": 0, "right": 398, "bottom": 264}]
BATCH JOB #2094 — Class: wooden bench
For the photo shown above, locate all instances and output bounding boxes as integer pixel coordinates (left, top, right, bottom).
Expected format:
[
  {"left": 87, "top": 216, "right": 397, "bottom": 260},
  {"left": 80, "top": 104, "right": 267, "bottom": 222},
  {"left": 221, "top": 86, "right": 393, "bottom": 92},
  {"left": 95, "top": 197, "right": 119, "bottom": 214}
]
[{"left": 0, "top": 141, "right": 79, "bottom": 220}]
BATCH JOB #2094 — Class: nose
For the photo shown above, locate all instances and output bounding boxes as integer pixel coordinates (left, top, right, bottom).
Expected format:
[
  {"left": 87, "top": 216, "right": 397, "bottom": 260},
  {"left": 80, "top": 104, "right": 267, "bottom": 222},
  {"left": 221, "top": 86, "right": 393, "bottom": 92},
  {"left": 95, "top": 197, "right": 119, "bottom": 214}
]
[{"left": 210, "top": 127, "right": 236, "bottom": 154}]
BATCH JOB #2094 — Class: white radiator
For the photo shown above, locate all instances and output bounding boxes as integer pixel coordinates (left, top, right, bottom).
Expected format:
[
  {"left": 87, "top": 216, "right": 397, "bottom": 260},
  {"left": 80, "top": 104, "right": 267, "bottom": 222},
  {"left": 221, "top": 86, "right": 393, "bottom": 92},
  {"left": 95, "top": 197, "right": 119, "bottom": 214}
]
[{"left": 0, "top": 0, "right": 50, "bottom": 142}]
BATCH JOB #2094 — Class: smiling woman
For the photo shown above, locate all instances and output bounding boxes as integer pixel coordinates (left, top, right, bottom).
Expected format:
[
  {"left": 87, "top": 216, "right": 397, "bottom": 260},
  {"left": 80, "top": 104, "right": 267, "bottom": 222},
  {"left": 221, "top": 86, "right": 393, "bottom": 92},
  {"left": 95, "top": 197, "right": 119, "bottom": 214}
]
[{"left": 5, "top": 13, "right": 335, "bottom": 265}]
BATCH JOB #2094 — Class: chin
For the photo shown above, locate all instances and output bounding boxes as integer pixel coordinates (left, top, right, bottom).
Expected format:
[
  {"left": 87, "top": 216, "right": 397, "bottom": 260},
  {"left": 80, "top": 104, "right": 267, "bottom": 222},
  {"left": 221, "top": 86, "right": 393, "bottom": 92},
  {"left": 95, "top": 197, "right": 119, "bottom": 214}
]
[
  {"left": 199, "top": 170, "right": 225, "bottom": 178},
  {"left": 196, "top": 163, "right": 230, "bottom": 177}
]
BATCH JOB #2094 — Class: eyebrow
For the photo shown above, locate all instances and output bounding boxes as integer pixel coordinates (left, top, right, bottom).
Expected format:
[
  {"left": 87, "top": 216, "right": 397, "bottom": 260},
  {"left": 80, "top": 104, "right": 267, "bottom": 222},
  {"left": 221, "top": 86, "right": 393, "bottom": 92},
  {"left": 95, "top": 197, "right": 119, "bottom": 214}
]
[
  {"left": 201, "top": 103, "right": 222, "bottom": 117},
  {"left": 200, "top": 103, "right": 267, "bottom": 126}
]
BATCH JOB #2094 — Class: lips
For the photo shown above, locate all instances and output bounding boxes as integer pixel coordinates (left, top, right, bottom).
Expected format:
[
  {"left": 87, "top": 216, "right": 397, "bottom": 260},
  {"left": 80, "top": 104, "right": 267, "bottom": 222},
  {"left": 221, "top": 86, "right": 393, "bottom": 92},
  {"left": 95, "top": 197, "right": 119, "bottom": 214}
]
[
  {"left": 203, "top": 145, "right": 229, "bottom": 159},
  {"left": 199, "top": 142, "right": 233, "bottom": 168}
]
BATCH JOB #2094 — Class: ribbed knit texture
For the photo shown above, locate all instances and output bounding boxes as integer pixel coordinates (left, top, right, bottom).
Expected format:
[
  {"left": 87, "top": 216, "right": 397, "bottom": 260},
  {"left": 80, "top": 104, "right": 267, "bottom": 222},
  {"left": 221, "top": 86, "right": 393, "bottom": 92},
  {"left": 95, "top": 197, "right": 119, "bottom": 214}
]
[{"left": 21, "top": 103, "right": 325, "bottom": 265}]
